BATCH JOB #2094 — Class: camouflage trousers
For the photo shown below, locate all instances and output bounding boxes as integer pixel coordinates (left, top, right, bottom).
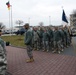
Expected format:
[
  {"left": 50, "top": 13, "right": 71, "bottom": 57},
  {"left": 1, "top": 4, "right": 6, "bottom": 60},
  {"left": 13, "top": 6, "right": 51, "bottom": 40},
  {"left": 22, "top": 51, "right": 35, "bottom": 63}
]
[
  {"left": 33, "top": 41, "right": 38, "bottom": 50},
  {"left": 0, "top": 57, "right": 7, "bottom": 75},
  {"left": 26, "top": 45, "right": 33, "bottom": 59},
  {"left": 53, "top": 40, "right": 62, "bottom": 51},
  {"left": 37, "top": 38, "right": 43, "bottom": 50},
  {"left": 43, "top": 41, "right": 49, "bottom": 51},
  {"left": 49, "top": 39, "right": 54, "bottom": 50},
  {"left": 0, "top": 45, "right": 7, "bottom": 75},
  {"left": 65, "top": 37, "right": 71, "bottom": 46}
]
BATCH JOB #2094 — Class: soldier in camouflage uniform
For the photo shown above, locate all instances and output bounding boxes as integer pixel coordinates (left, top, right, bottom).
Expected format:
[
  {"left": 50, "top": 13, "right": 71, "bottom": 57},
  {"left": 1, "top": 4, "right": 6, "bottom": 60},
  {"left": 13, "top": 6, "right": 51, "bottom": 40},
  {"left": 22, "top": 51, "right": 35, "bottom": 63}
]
[
  {"left": 47, "top": 27, "right": 54, "bottom": 51},
  {"left": 59, "top": 27, "right": 65, "bottom": 51},
  {"left": 33, "top": 27, "right": 39, "bottom": 51},
  {"left": 42, "top": 27, "right": 49, "bottom": 52},
  {"left": 52, "top": 27, "right": 62, "bottom": 54},
  {"left": 37, "top": 27, "right": 44, "bottom": 50},
  {"left": 63, "top": 26, "right": 71, "bottom": 47},
  {"left": 24, "top": 23, "right": 34, "bottom": 63},
  {"left": 0, "top": 30, "right": 7, "bottom": 75}
]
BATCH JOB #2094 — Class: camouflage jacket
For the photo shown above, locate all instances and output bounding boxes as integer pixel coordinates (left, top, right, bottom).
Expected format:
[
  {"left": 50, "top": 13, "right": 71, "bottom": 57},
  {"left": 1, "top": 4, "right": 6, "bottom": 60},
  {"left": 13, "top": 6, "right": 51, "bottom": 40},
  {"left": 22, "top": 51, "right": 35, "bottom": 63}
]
[{"left": 24, "top": 29, "right": 33, "bottom": 45}]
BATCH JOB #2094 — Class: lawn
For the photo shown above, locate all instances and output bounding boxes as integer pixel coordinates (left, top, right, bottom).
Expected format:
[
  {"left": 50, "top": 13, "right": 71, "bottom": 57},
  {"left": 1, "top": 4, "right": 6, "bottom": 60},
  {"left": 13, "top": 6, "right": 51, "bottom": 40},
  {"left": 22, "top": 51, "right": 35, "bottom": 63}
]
[{"left": 2, "top": 35, "right": 25, "bottom": 47}]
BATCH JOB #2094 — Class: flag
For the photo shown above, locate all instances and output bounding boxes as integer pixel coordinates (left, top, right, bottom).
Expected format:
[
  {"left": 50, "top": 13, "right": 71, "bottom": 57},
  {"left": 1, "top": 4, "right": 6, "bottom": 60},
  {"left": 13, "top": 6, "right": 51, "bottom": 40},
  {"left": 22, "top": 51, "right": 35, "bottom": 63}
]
[
  {"left": 62, "top": 9, "right": 68, "bottom": 23},
  {"left": 6, "top": 1, "right": 10, "bottom": 10}
]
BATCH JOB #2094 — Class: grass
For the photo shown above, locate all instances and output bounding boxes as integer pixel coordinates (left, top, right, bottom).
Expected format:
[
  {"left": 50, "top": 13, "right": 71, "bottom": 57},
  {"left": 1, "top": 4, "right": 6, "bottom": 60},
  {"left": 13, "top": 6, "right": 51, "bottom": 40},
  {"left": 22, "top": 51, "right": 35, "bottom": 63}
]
[{"left": 1, "top": 35, "right": 25, "bottom": 47}]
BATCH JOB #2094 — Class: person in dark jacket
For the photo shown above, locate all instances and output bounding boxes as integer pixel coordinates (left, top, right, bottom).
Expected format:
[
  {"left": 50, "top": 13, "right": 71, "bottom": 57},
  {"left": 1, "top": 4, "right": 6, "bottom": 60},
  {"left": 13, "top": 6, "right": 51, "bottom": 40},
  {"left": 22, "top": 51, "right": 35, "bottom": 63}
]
[{"left": 24, "top": 23, "right": 34, "bottom": 63}]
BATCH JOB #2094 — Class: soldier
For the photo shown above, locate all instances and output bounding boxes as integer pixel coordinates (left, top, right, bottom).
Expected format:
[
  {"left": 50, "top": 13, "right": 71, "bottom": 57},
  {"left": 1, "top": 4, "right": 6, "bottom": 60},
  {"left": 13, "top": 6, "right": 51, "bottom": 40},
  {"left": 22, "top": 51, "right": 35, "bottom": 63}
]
[
  {"left": 33, "top": 27, "right": 39, "bottom": 51},
  {"left": 63, "top": 26, "right": 71, "bottom": 47},
  {"left": 24, "top": 23, "right": 34, "bottom": 63},
  {"left": 47, "top": 27, "right": 54, "bottom": 51},
  {"left": 37, "top": 27, "right": 44, "bottom": 50},
  {"left": 59, "top": 27, "right": 65, "bottom": 51},
  {"left": 52, "top": 27, "right": 62, "bottom": 54},
  {"left": 0, "top": 30, "right": 7, "bottom": 75},
  {"left": 42, "top": 27, "right": 49, "bottom": 52}
]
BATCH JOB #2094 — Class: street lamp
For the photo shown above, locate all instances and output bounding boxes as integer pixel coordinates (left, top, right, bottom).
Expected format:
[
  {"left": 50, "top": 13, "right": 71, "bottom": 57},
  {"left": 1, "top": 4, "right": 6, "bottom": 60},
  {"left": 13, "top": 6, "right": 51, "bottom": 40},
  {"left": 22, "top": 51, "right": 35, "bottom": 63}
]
[
  {"left": 49, "top": 16, "right": 51, "bottom": 25},
  {"left": 28, "top": 18, "right": 30, "bottom": 25}
]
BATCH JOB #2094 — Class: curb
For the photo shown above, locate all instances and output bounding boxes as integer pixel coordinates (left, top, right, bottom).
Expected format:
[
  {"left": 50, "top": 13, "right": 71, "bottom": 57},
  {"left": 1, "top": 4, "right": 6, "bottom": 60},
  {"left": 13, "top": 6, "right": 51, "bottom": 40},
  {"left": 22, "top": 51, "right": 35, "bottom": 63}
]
[{"left": 7, "top": 45, "right": 26, "bottom": 49}]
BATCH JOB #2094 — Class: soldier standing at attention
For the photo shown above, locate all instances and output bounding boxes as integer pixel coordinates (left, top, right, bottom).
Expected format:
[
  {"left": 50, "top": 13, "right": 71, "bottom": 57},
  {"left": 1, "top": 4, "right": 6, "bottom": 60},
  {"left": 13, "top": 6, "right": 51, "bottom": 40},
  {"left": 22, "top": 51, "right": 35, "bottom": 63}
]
[
  {"left": 53, "top": 27, "right": 62, "bottom": 54},
  {"left": 24, "top": 23, "right": 34, "bottom": 63},
  {"left": 0, "top": 30, "right": 7, "bottom": 75},
  {"left": 42, "top": 28, "right": 49, "bottom": 52}
]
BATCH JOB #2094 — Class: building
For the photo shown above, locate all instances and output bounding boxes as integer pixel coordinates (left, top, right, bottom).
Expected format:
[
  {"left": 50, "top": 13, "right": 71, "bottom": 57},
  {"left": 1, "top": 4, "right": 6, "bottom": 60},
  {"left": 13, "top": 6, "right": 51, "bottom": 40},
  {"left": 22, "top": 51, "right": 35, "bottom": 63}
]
[{"left": 70, "top": 14, "right": 76, "bottom": 28}]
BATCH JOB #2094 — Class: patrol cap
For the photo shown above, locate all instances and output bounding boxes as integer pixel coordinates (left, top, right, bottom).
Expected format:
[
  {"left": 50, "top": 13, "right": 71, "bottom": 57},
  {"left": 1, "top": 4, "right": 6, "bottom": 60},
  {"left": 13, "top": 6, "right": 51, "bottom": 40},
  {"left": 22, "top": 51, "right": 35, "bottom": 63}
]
[{"left": 24, "top": 23, "right": 29, "bottom": 27}]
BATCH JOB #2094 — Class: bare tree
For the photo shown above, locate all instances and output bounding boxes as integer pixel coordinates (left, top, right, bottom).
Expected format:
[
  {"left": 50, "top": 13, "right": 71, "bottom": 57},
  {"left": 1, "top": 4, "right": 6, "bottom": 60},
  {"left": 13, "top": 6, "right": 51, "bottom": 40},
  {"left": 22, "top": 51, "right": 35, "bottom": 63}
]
[
  {"left": 15, "top": 20, "right": 24, "bottom": 29},
  {"left": 0, "top": 22, "right": 5, "bottom": 29},
  {"left": 39, "top": 22, "right": 44, "bottom": 27}
]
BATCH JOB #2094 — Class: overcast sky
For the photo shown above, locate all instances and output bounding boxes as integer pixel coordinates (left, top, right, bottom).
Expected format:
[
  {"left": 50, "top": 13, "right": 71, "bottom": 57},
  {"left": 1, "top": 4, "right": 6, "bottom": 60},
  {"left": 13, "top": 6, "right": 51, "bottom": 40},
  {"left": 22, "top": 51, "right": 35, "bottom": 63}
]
[{"left": 0, "top": 0, "right": 76, "bottom": 28}]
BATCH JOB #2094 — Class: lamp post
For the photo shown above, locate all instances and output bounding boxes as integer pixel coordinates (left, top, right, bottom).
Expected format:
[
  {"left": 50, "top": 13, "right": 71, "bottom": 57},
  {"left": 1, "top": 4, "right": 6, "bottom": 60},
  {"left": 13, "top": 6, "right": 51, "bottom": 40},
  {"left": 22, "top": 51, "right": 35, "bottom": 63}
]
[
  {"left": 11, "top": 5, "right": 13, "bottom": 34},
  {"left": 28, "top": 18, "right": 30, "bottom": 25},
  {"left": 49, "top": 16, "right": 51, "bottom": 25}
]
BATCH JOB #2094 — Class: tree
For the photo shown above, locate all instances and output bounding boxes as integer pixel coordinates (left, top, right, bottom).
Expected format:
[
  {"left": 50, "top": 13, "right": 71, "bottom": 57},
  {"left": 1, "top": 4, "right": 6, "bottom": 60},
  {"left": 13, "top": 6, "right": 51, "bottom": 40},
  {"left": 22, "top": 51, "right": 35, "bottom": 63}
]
[
  {"left": 39, "top": 22, "right": 44, "bottom": 27},
  {"left": 15, "top": 20, "right": 24, "bottom": 40},
  {"left": 15, "top": 20, "right": 24, "bottom": 30},
  {"left": 0, "top": 22, "right": 5, "bottom": 29}
]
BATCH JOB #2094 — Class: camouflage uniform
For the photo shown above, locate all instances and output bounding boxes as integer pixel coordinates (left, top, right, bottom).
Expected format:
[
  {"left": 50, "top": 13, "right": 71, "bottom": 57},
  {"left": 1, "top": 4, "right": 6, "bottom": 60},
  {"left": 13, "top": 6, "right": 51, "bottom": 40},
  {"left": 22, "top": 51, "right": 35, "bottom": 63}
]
[
  {"left": 47, "top": 28, "right": 54, "bottom": 50},
  {"left": 33, "top": 29, "right": 39, "bottom": 50},
  {"left": 0, "top": 37, "right": 7, "bottom": 75},
  {"left": 63, "top": 27, "right": 70, "bottom": 47},
  {"left": 42, "top": 30, "right": 49, "bottom": 52},
  {"left": 53, "top": 28, "right": 62, "bottom": 53},
  {"left": 24, "top": 29, "right": 33, "bottom": 59},
  {"left": 59, "top": 29, "right": 65, "bottom": 49},
  {"left": 37, "top": 28, "right": 44, "bottom": 50}
]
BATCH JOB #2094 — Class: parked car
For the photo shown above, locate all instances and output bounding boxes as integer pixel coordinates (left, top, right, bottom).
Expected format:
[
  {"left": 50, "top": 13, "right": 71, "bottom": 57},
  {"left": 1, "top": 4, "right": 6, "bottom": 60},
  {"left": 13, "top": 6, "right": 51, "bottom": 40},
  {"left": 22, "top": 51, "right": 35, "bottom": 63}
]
[{"left": 14, "top": 28, "right": 26, "bottom": 35}]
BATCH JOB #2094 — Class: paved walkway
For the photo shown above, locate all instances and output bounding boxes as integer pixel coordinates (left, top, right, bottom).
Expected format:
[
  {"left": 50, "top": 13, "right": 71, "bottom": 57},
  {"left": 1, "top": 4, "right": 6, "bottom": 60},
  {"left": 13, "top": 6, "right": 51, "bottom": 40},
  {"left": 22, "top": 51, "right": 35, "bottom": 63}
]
[{"left": 6, "top": 46, "right": 76, "bottom": 75}]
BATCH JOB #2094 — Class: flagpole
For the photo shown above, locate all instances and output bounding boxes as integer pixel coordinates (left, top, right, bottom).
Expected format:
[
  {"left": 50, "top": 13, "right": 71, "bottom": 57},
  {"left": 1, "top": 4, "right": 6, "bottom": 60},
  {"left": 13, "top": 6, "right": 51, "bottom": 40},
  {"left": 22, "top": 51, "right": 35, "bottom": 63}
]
[
  {"left": 8, "top": 8, "right": 11, "bottom": 35},
  {"left": 62, "top": 6, "right": 64, "bottom": 27},
  {"left": 8, "top": 0, "right": 11, "bottom": 35},
  {"left": 28, "top": 17, "right": 30, "bottom": 25},
  {"left": 62, "top": 6, "right": 63, "bottom": 10},
  {"left": 8, "top": 0, "right": 10, "bottom": 35},
  {"left": 11, "top": 5, "right": 13, "bottom": 34}
]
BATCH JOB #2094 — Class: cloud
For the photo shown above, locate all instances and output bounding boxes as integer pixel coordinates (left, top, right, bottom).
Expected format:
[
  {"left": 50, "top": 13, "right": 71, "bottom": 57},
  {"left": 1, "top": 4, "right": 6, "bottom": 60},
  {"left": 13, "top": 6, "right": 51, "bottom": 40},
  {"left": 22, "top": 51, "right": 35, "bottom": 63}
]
[{"left": 0, "top": 0, "right": 76, "bottom": 27}]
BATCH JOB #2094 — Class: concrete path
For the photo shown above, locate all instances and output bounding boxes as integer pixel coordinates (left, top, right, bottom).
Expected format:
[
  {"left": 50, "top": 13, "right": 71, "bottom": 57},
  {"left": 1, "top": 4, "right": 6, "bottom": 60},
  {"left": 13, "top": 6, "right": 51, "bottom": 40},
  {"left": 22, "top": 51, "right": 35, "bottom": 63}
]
[{"left": 6, "top": 46, "right": 76, "bottom": 75}]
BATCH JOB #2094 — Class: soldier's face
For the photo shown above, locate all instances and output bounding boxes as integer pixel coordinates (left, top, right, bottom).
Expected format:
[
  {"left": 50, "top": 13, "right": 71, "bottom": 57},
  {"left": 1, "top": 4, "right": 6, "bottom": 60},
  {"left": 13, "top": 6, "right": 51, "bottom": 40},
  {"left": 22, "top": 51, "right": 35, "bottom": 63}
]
[{"left": 24, "top": 25, "right": 29, "bottom": 29}]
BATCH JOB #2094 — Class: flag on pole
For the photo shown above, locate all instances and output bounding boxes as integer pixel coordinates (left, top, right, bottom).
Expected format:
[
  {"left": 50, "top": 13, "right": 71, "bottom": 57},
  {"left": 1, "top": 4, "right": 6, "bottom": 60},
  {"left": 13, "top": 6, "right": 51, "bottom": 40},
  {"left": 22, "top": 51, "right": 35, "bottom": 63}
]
[
  {"left": 6, "top": 1, "right": 10, "bottom": 10},
  {"left": 62, "top": 9, "right": 68, "bottom": 23}
]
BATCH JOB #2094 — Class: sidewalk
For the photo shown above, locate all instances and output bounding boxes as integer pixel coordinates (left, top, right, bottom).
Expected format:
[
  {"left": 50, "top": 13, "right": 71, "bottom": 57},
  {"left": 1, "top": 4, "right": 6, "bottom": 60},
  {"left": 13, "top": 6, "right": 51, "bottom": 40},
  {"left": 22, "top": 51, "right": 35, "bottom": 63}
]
[{"left": 6, "top": 46, "right": 76, "bottom": 75}]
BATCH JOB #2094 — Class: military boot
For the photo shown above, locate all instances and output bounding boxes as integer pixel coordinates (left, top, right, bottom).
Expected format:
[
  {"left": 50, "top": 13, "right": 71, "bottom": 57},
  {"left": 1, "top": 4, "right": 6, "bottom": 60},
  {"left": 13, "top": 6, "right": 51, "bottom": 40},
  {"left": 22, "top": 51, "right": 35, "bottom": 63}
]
[{"left": 26, "top": 58, "right": 34, "bottom": 63}]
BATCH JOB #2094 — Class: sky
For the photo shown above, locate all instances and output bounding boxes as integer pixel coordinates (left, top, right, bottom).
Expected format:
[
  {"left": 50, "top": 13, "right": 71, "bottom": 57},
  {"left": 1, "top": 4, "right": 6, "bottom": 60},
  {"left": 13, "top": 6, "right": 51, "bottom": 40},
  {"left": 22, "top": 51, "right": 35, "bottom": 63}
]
[{"left": 0, "top": 0, "right": 76, "bottom": 28}]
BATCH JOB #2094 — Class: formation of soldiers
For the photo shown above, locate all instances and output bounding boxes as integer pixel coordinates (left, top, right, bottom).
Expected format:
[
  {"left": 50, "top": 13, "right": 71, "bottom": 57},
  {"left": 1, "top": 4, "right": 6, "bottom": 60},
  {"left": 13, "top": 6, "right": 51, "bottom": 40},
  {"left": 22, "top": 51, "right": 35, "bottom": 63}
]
[{"left": 32, "top": 25, "right": 72, "bottom": 54}]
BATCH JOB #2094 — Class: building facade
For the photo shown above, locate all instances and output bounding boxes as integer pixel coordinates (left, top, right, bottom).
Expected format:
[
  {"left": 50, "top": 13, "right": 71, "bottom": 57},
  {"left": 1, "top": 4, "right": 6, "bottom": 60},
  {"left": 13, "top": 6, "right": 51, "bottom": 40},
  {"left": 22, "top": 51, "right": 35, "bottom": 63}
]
[{"left": 70, "top": 14, "right": 76, "bottom": 28}]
